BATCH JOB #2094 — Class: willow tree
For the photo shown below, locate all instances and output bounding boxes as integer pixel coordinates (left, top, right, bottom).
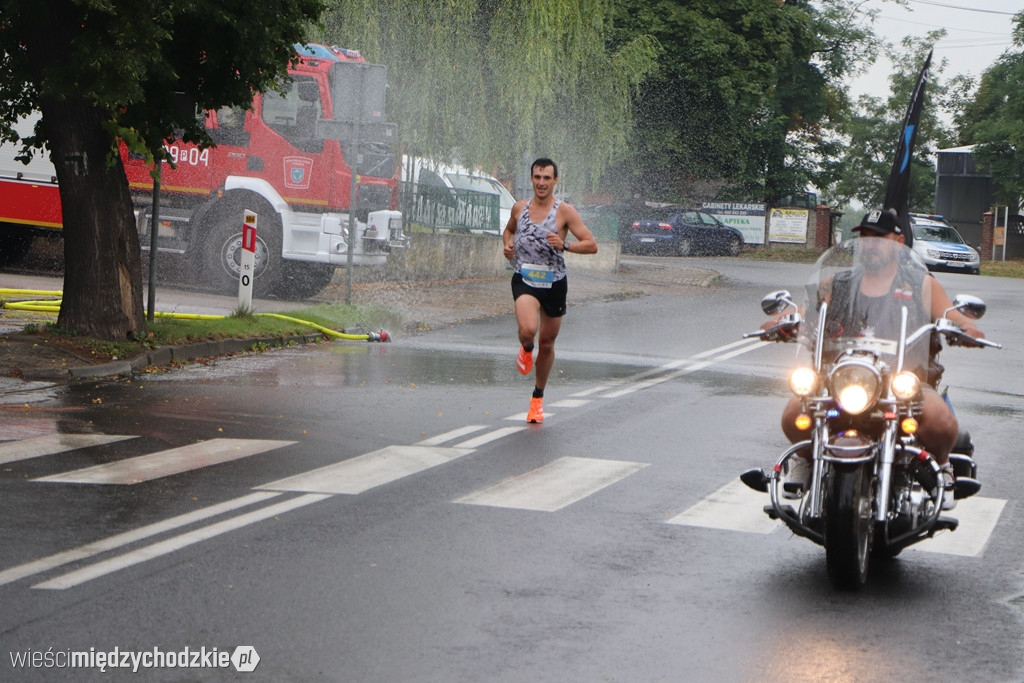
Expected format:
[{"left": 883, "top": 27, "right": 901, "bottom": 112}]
[{"left": 320, "top": 0, "right": 657, "bottom": 193}]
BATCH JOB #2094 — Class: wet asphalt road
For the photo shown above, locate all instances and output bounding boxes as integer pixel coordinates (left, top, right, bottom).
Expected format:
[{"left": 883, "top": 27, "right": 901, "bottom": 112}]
[{"left": 2, "top": 259, "right": 1024, "bottom": 681}]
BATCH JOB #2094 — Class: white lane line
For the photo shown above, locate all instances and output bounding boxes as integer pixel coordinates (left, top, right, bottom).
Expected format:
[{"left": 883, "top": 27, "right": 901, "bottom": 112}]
[
  {"left": 32, "top": 439, "right": 296, "bottom": 485},
  {"left": 0, "top": 434, "right": 136, "bottom": 466},
  {"left": 456, "top": 456, "right": 648, "bottom": 512},
  {"left": 416, "top": 426, "right": 487, "bottom": 447},
  {"left": 600, "top": 369, "right": 691, "bottom": 398},
  {"left": 0, "top": 491, "right": 282, "bottom": 587},
  {"left": 256, "top": 445, "right": 474, "bottom": 495},
  {"left": 505, "top": 412, "right": 555, "bottom": 422},
  {"left": 570, "top": 385, "right": 615, "bottom": 397},
  {"left": 33, "top": 494, "right": 330, "bottom": 590},
  {"left": 549, "top": 399, "right": 590, "bottom": 408},
  {"left": 692, "top": 338, "right": 763, "bottom": 358},
  {"left": 709, "top": 343, "right": 767, "bottom": 362},
  {"left": 456, "top": 427, "right": 525, "bottom": 449},
  {"left": 909, "top": 497, "right": 1007, "bottom": 557},
  {"left": 666, "top": 480, "right": 779, "bottom": 534},
  {"left": 600, "top": 340, "right": 763, "bottom": 398}
]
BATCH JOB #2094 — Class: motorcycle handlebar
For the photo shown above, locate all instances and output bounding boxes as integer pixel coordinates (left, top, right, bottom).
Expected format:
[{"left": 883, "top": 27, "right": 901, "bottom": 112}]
[
  {"left": 927, "top": 318, "right": 1002, "bottom": 349},
  {"left": 744, "top": 316, "right": 801, "bottom": 342},
  {"left": 946, "top": 329, "right": 1002, "bottom": 349},
  {"left": 745, "top": 316, "right": 1002, "bottom": 349}
]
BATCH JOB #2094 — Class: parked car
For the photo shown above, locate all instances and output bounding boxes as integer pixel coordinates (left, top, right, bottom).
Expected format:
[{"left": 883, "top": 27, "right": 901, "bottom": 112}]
[
  {"left": 621, "top": 209, "right": 744, "bottom": 256},
  {"left": 908, "top": 213, "right": 980, "bottom": 275}
]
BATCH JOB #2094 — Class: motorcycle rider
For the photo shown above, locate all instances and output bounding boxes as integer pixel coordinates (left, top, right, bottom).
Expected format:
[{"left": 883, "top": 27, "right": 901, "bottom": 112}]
[{"left": 777, "top": 209, "right": 985, "bottom": 509}]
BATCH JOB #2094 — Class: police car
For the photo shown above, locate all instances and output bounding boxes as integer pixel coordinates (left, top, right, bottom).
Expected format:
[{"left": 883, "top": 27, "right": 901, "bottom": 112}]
[{"left": 908, "top": 213, "right": 981, "bottom": 275}]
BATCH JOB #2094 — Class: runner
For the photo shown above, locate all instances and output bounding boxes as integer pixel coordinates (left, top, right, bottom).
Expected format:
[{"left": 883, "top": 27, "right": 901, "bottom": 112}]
[{"left": 501, "top": 158, "right": 597, "bottom": 423}]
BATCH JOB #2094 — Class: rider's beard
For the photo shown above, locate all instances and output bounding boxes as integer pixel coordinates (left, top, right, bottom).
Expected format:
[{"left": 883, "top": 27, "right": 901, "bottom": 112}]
[{"left": 860, "top": 241, "right": 895, "bottom": 273}]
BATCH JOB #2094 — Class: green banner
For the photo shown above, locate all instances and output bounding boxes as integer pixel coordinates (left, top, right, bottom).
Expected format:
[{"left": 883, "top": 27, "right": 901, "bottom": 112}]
[{"left": 400, "top": 181, "right": 500, "bottom": 233}]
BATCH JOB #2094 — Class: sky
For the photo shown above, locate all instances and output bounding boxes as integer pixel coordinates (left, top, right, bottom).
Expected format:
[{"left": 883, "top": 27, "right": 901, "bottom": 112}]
[{"left": 845, "top": 0, "right": 1020, "bottom": 100}]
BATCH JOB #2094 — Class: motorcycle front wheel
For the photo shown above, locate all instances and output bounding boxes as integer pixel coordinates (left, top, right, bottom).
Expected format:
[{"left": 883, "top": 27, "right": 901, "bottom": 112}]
[{"left": 824, "top": 463, "right": 874, "bottom": 589}]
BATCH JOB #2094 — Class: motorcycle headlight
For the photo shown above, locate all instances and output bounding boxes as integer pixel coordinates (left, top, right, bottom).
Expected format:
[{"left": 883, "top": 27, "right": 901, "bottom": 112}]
[
  {"left": 829, "top": 361, "right": 881, "bottom": 415},
  {"left": 788, "top": 367, "right": 818, "bottom": 397},
  {"left": 891, "top": 371, "right": 921, "bottom": 401}
]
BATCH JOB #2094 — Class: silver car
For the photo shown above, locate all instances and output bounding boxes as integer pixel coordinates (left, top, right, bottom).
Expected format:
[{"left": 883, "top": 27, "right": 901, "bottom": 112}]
[{"left": 908, "top": 214, "right": 980, "bottom": 275}]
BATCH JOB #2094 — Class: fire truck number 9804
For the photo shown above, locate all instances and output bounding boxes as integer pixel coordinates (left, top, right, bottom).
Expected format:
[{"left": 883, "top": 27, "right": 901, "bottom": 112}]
[{"left": 164, "top": 144, "right": 211, "bottom": 167}]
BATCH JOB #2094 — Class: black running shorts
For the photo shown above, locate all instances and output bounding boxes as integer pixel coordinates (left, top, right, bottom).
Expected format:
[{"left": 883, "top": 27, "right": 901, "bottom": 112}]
[{"left": 511, "top": 272, "right": 567, "bottom": 318}]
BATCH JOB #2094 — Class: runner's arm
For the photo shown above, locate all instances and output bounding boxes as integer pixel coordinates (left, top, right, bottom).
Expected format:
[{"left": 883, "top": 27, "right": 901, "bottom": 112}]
[
  {"left": 551, "top": 204, "right": 598, "bottom": 254},
  {"left": 503, "top": 200, "right": 527, "bottom": 259}
]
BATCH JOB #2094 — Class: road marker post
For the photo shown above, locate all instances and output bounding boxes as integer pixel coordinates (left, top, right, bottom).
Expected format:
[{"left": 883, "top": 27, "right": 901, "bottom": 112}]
[{"left": 238, "top": 210, "right": 257, "bottom": 309}]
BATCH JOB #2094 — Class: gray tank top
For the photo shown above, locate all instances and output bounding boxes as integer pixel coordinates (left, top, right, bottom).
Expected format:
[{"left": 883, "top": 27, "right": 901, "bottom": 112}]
[{"left": 513, "top": 198, "right": 566, "bottom": 280}]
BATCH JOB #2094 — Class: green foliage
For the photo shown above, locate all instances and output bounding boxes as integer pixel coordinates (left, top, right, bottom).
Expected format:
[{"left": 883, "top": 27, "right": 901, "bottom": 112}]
[
  {"left": 824, "top": 34, "right": 956, "bottom": 211},
  {"left": 0, "top": 0, "right": 326, "bottom": 341},
  {"left": 0, "top": 0, "right": 325, "bottom": 164},
  {"left": 957, "top": 12, "right": 1024, "bottom": 206},
  {"left": 609, "top": 0, "right": 876, "bottom": 204}
]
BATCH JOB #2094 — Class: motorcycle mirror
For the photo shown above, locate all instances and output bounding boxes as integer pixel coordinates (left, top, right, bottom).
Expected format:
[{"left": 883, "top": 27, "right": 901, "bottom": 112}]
[
  {"left": 761, "top": 290, "right": 794, "bottom": 316},
  {"left": 950, "top": 294, "right": 986, "bottom": 321},
  {"left": 740, "top": 468, "right": 769, "bottom": 493}
]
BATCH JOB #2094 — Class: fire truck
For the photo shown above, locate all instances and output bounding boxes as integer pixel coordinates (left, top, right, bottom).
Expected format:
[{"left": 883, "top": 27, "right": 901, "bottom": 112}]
[{"left": 0, "top": 43, "right": 407, "bottom": 298}]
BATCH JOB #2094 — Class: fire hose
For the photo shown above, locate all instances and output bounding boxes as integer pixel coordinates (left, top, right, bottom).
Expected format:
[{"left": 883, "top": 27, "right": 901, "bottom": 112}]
[{"left": 0, "top": 288, "right": 390, "bottom": 342}]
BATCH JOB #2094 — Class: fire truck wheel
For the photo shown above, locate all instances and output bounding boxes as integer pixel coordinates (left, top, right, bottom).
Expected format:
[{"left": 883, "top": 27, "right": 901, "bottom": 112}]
[
  {"left": 198, "top": 198, "right": 283, "bottom": 297},
  {"left": 276, "top": 262, "right": 336, "bottom": 299},
  {"left": 0, "top": 231, "right": 34, "bottom": 266}
]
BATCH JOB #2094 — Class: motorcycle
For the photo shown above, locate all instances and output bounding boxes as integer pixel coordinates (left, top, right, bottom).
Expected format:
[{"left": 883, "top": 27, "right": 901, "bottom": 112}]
[{"left": 739, "top": 238, "right": 1000, "bottom": 588}]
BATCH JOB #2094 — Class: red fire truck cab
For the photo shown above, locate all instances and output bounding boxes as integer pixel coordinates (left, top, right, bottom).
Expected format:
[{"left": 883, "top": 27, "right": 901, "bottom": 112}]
[{"left": 0, "top": 44, "right": 407, "bottom": 299}]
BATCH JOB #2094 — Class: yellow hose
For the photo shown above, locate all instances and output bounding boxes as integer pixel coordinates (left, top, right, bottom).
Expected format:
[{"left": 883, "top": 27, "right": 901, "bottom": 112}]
[
  {"left": 0, "top": 288, "right": 63, "bottom": 297},
  {"left": 1, "top": 289, "right": 388, "bottom": 341}
]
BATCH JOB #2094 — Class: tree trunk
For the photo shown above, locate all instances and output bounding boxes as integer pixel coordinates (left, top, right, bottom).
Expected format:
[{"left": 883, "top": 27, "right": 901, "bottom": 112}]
[
  {"left": 43, "top": 97, "right": 146, "bottom": 340},
  {"left": 20, "top": 0, "right": 146, "bottom": 341}
]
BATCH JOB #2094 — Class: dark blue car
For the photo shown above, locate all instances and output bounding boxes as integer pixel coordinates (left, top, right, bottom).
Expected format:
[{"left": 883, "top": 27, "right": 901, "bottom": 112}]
[{"left": 621, "top": 209, "right": 744, "bottom": 256}]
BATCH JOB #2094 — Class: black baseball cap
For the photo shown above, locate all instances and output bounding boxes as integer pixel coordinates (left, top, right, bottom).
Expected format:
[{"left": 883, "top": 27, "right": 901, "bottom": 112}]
[{"left": 854, "top": 209, "right": 901, "bottom": 236}]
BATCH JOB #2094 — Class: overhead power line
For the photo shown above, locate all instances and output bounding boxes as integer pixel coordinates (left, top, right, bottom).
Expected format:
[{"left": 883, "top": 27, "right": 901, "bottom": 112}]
[
  {"left": 880, "top": 13, "right": 1013, "bottom": 35},
  {"left": 907, "top": 0, "right": 1018, "bottom": 15}
]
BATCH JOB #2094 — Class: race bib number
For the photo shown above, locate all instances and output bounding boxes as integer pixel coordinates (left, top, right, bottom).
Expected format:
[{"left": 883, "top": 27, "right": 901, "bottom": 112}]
[{"left": 521, "top": 263, "right": 554, "bottom": 289}]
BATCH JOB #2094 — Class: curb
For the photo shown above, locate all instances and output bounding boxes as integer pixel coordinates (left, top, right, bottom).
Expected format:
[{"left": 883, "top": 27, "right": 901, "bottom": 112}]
[{"left": 18, "top": 333, "right": 329, "bottom": 383}]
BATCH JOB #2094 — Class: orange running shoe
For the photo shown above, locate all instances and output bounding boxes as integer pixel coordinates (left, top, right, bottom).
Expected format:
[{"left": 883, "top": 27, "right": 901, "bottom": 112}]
[
  {"left": 516, "top": 346, "right": 534, "bottom": 375},
  {"left": 527, "top": 396, "right": 544, "bottom": 423}
]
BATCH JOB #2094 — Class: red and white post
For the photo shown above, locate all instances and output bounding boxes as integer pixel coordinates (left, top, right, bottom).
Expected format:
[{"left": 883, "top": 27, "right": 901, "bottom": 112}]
[{"left": 238, "top": 210, "right": 257, "bottom": 309}]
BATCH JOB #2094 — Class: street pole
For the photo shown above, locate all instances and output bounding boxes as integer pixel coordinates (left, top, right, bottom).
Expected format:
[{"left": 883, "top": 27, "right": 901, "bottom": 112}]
[
  {"left": 346, "top": 133, "right": 358, "bottom": 305},
  {"left": 345, "top": 71, "right": 364, "bottom": 305},
  {"left": 146, "top": 158, "right": 162, "bottom": 323}
]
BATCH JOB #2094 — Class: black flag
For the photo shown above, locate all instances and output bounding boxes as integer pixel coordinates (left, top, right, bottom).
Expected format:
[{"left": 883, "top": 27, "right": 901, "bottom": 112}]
[{"left": 883, "top": 49, "right": 932, "bottom": 247}]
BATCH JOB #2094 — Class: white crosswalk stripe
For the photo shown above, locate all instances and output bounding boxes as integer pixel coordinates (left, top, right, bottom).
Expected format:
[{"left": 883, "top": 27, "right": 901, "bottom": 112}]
[
  {"left": 455, "top": 456, "right": 648, "bottom": 512},
  {"left": 33, "top": 438, "right": 296, "bottom": 485},
  {"left": 909, "top": 496, "right": 1007, "bottom": 557},
  {"left": 669, "top": 479, "right": 1006, "bottom": 559},
  {"left": 0, "top": 434, "right": 136, "bottom": 465},
  {"left": 257, "top": 444, "right": 475, "bottom": 495},
  {"left": 667, "top": 480, "right": 779, "bottom": 534}
]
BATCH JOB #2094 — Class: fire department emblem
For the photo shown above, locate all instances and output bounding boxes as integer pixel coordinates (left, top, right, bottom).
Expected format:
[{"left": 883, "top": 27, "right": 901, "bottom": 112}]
[{"left": 283, "top": 156, "right": 313, "bottom": 190}]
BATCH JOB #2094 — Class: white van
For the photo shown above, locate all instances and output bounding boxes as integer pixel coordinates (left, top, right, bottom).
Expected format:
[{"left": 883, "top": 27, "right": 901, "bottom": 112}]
[{"left": 401, "top": 156, "right": 515, "bottom": 235}]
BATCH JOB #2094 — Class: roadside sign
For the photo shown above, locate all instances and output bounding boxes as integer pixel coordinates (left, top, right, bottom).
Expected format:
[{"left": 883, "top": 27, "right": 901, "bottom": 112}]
[{"left": 238, "top": 211, "right": 257, "bottom": 308}]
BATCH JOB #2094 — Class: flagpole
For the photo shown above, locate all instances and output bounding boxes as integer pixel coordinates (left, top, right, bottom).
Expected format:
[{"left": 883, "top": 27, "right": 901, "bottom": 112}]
[{"left": 883, "top": 48, "right": 933, "bottom": 247}]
